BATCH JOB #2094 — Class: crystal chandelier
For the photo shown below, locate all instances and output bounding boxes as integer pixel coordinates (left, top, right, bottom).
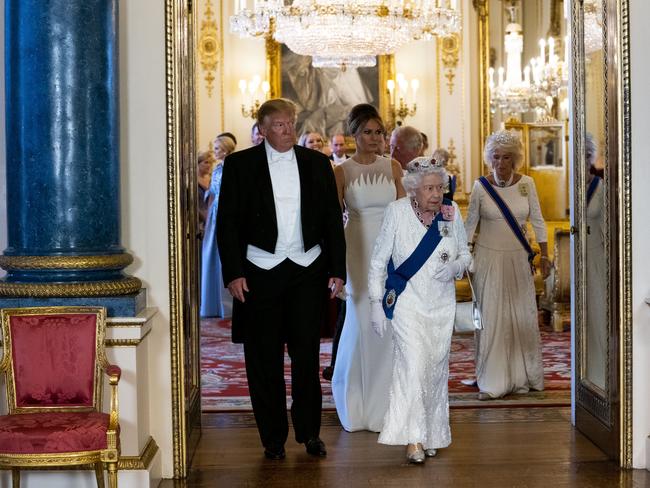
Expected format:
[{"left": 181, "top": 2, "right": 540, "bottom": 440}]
[
  {"left": 488, "top": 2, "right": 567, "bottom": 118},
  {"left": 230, "top": 0, "right": 461, "bottom": 69},
  {"left": 583, "top": 0, "right": 603, "bottom": 55}
]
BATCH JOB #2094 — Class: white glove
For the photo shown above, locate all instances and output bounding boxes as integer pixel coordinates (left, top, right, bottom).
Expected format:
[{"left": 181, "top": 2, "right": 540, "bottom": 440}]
[
  {"left": 433, "top": 260, "right": 463, "bottom": 282},
  {"left": 370, "top": 300, "right": 387, "bottom": 338}
]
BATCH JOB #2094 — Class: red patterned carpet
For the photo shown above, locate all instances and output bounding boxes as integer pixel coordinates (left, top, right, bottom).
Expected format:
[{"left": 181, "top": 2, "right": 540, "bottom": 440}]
[{"left": 201, "top": 318, "right": 571, "bottom": 411}]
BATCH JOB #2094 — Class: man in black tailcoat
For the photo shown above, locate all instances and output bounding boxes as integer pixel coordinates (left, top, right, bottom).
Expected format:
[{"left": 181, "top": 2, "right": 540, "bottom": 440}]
[{"left": 217, "top": 98, "right": 346, "bottom": 460}]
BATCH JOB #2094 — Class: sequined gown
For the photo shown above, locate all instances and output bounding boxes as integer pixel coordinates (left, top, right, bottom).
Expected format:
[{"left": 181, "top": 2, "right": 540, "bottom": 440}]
[
  {"left": 332, "top": 156, "right": 396, "bottom": 432},
  {"left": 368, "top": 197, "right": 471, "bottom": 447}
]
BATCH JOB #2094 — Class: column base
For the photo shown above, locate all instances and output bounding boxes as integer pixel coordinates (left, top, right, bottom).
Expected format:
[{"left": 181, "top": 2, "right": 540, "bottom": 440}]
[{"left": 0, "top": 288, "right": 146, "bottom": 317}]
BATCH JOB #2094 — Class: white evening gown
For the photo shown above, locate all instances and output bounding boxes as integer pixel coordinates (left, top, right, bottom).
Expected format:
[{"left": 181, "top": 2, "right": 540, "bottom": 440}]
[
  {"left": 368, "top": 198, "right": 471, "bottom": 447},
  {"left": 465, "top": 175, "right": 547, "bottom": 398},
  {"left": 332, "top": 156, "right": 396, "bottom": 432},
  {"left": 585, "top": 178, "right": 607, "bottom": 390}
]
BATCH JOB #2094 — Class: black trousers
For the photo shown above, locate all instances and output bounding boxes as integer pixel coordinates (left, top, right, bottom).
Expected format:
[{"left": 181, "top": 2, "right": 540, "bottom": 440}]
[{"left": 242, "top": 256, "right": 326, "bottom": 448}]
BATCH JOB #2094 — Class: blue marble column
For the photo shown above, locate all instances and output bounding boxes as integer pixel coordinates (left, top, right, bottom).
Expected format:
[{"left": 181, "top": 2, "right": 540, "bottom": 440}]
[{"left": 0, "top": 0, "right": 141, "bottom": 305}]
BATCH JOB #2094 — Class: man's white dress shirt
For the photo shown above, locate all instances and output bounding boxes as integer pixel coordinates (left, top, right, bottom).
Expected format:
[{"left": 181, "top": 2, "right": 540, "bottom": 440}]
[
  {"left": 331, "top": 153, "right": 348, "bottom": 165},
  {"left": 246, "top": 140, "right": 322, "bottom": 269}
]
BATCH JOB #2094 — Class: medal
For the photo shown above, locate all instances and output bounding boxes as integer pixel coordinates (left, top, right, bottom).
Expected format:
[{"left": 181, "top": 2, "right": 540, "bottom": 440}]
[
  {"left": 519, "top": 183, "right": 529, "bottom": 196},
  {"left": 438, "top": 221, "right": 450, "bottom": 237},
  {"left": 385, "top": 289, "right": 396, "bottom": 308},
  {"left": 439, "top": 250, "right": 450, "bottom": 264}
]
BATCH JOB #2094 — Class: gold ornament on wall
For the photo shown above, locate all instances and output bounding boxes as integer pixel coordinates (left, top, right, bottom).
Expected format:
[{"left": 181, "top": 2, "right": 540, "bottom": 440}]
[
  {"left": 198, "top": 0, "right": 220, "bottom": 97},
  {"left": 441, "top": 33, "right": 460, "bottom": 95}
]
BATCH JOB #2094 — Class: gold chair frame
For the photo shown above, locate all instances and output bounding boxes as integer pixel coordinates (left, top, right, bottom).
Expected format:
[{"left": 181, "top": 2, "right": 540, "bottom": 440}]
[{"left": 0, "top": 306, "right": 120, "bottom": 488}]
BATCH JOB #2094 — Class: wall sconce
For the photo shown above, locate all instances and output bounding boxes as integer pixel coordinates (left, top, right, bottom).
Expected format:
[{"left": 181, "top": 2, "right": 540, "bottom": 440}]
[
  {"left": 387, "top": 73, "right": 418, "bottom": 127},
  {"left": 239, "top": 75, "right": 270, "bottom": 119}
]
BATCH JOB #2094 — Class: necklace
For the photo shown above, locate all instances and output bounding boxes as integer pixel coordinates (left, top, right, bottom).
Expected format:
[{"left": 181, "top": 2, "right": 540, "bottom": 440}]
[
  {"left": 411, "top": 198, "right": 436, "bottom": 228},
  {"left": 493, "top": 172, "right": 514, "bottom": 187}
]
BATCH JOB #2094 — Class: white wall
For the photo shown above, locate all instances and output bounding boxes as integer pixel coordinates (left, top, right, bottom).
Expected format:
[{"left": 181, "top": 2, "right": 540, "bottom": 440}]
[
  {"left": 630, "top": 0, "right": 650, "bottom": 469},
  {"left": 119, "top": 0, "right": 174, "bottom": 478}
]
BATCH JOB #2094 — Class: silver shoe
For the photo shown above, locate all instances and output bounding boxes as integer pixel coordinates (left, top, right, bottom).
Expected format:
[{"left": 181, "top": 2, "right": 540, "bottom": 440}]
[
  {"left": 424, "top": 448, "right": 437, "bottom": 457},
  {"left": 406, "top": 446, "right": 425, "bottom": 464}
]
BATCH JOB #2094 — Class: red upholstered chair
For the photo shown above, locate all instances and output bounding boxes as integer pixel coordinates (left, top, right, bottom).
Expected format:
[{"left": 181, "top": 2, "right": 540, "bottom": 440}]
[{"left": 0, "top": 306, "right": 121, "bottom": 488}]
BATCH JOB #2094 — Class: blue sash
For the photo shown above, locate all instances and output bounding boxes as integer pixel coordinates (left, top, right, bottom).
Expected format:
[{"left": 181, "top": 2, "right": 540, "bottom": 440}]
[
  {"left": 587, "top": 176, "right": 601, "bottom": 205},
  {"left": 382, "top": 198, "right": 452, "bottom": 319},
  {"left": 478, "top": 176, "right": 535, "bottom": 263}
]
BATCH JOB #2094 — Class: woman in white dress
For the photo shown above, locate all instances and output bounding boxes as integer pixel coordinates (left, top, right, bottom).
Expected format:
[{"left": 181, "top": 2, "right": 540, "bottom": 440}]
[
  {"left": 584, "top": 133, "right": 607, "bottom": 389},
  {"left": 331, "top": 104, "right": 405, "bottom": 432},
  {"left": 368, "top": 158, "right": 471, "bottom": 463},
  {"left": 465, "top": 130, "right": 551, "bottom": 400}
]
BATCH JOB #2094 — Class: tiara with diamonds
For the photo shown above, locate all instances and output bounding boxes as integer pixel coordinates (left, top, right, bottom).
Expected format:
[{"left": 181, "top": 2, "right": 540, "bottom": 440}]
[
  {"left": 489, "top": 130, "right": 522, "bottom": 147},
  {"left": 406, "top": 156, "right": 444, "bottom": 173}
]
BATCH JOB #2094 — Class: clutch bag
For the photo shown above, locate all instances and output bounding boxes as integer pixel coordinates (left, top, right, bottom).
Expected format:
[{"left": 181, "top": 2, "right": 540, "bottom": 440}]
[{"left": 466, "top": 271, "right": 483, "bottom": 330}]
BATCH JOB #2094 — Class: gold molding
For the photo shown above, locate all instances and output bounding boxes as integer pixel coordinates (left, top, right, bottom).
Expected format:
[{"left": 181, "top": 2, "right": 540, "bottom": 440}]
[
  {"left": 265, "top": 39, "right": 394, "bottom": 128},
  {"left": 166, "top": 0, "right": 191, "bottom": 479},
  {"left": 105, "top": 328, "right": 151, "bottom": 347},
  {"left": 118, "top": 436, "right": 159, "bottom": 470},
  {"left": 378, "top": 54, "right": 395, "bottom": 128},
  {"left": 0, "top": 277, "right": 142, "bottom": 297},
  {"left": 473, "top": 0, "right": 490, "bottom": 167},
  {"left": 198, "top": 0, "right": 219, "bottom": 97},
  {"left": 266, "top": 31, "right": 282, "bottom": 100},
  {"left": 441, "top": 34, "right": 460, "bottom": 95},
  {"left": 618, "top": 0, "right": 632, "bottom": 468},
  {"left": 0, "top": 253, "right": 133, "bottom": 271}
]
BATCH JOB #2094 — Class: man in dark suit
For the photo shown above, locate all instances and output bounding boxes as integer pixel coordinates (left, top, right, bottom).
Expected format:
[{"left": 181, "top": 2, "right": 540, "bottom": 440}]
[
  {"left": 328, "top": 132, "right": 349, "bottom": 165},
  {"left": 217, "top": 99, "right": 346, "bottom": 460}
]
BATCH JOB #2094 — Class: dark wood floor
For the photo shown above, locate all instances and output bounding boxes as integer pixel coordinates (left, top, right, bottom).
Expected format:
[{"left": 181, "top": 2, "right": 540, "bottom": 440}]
[{"left": 160, "top": 408, "right": 650, "bottom": 487}]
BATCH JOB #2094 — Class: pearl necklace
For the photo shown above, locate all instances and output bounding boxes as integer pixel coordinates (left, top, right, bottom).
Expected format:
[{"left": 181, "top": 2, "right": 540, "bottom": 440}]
[{"left": 494, "top": 172, "right": 514, "bottom": 187}]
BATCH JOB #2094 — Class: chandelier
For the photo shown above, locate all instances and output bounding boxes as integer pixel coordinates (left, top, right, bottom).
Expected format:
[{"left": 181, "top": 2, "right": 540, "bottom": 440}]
[
  {"left": 583, "top": 0, "right": 603, "bottom": 55},
  {"left": 488, "top": 2, "right": 568, "bottom": 118},
  {"left": 230, "top": 0, "right": 461, "bottom": 68}
]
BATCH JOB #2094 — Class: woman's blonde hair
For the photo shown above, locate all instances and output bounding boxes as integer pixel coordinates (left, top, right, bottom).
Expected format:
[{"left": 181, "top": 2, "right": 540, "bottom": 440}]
[{"left": 213, "top": 134, "right": 236, "bottom": 157}]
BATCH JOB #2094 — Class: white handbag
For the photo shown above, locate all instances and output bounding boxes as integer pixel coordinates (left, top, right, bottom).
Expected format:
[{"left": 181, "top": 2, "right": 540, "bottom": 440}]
[{"left": 466, "top": 270, "right": 484, "bottom": 330}]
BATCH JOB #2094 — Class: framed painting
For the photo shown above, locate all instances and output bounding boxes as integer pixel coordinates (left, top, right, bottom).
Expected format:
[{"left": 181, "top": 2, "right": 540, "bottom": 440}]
[{"left": 266, "top": 40, "right": 394, "bottom": 139}]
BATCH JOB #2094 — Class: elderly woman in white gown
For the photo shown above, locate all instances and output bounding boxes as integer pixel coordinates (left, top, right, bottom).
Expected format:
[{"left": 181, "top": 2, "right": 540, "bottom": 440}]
[
  {"left": 465, "top": 130, "right": 551, "bottom": 400},
  {"left": 368, "top": 158, "right": 471, "bottom": 463}
]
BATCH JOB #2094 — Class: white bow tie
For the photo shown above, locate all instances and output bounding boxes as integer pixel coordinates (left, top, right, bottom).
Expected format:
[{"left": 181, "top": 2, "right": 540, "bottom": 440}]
[{"left": 270, "top": 152, "right": 293, "bottom": 165}]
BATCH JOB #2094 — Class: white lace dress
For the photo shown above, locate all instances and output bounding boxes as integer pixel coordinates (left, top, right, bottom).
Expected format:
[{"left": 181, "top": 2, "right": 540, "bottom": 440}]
[
  {"left": 464, "top": 175, "right": 547, "bottom": 398},
  {"left": 368, "top": 198, "right": 471, "bottom": 447},
  {"left": 332, "top": 156, "right": 396, "bottom": 432}
]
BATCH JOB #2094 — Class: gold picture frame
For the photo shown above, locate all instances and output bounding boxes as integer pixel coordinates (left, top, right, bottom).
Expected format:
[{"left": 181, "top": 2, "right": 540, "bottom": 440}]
[{"left": 266, "top": 39, "right": 395, "bottom": 135}]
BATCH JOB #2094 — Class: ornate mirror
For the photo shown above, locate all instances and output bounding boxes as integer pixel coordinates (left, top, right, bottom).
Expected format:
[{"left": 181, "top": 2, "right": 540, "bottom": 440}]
[{"left": 572, "top": 0, "right": 631, "bottom": 464}]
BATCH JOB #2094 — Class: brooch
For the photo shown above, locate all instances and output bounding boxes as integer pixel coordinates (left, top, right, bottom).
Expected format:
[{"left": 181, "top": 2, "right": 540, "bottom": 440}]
[
  {"left": 438, "top": 221, "right": 450, "bottom": 237},
  {"left": 385, "top": 289, "right": 397, "bottom": 308},
  {"left": 519, "top": 183, "right": 529, "bottom": 196},
  {"left": 439, "top": 250, "right": 450, "bottom": 264}
]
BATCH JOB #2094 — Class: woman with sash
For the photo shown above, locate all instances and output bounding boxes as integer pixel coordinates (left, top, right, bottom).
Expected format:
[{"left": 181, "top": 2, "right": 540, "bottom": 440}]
[
  {"left": 368, "top": 158, "right": 471, "bottom": 463},
  {"left": 465, "top": 130, "right": 551, "bottom": 400}
]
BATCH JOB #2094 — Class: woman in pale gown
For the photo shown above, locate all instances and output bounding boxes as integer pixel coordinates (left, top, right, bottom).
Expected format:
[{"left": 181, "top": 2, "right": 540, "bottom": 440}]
[
  {"left": 465, "top": 131, "right": 551, "bottom": 400},
  {"left": 585, "top": 134, "right": 607, "bottom": 389},
  {"left": 200, "top": 134, "right": 236, "bottom": 318},
  {"left": 331, "top": 104, "right": 405, "bottom": 432},
  {"left": 368, "top": 159, "right": 471, "bottom": 463}
]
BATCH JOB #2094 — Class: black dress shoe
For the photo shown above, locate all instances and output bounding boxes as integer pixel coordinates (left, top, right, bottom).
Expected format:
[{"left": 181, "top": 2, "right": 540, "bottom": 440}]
[
  {"left": 322, "top": 366, "right": 333, "bottom": 381},
  {"left": 264, "top": 445, "right": 286, "bottom": 460},
  {"left": 305, "top": 437, "right": 327, "bottom": 457}
]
